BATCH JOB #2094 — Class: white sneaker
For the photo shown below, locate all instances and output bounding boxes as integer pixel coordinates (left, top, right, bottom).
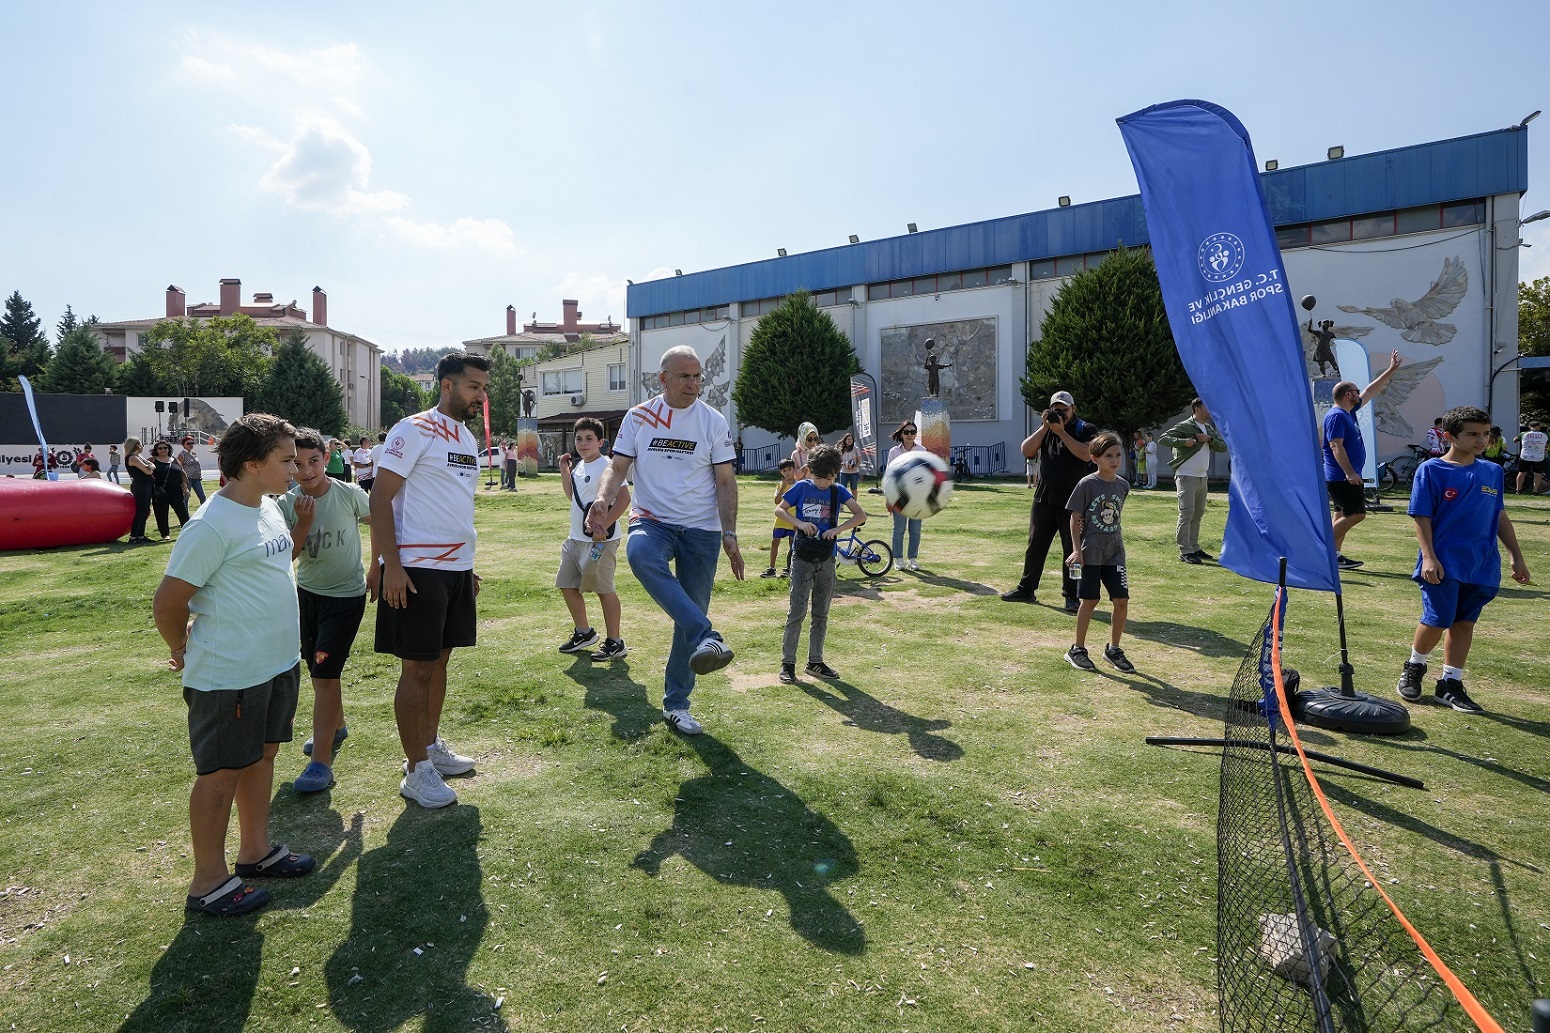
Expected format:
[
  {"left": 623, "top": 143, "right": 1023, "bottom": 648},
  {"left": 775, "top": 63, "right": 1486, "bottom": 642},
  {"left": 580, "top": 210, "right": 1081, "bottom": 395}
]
[
  {"left": 400, "top": 760, "right": 457, "bottom": 808},
  {"left": 689, "top": 636, "right": 734, "bottom": 675},
  {"left": 663, "top": 709, "right": 703, "bottom": 735},
  {"left": 427, "top": 737, "right": 475, "bottom": 776},
  {"left": 905, "top": 559, "right": 919, "bottom": 571}
]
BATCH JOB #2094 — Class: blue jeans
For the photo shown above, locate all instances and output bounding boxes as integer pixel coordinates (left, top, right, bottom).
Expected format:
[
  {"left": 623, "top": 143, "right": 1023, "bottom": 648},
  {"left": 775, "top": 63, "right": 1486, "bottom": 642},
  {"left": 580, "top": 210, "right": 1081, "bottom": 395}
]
[
  {"left": 840, "top": 472, "right": 859, "bottom": 494},
  {"left": 891, "top": 511, "right": 921, "bottom": 560},
  {"left": 626, "top": 518, "right": 724, "bottom": 712},
  {"left": 188, "top": 476, "right": 206, "bottom": 504}
]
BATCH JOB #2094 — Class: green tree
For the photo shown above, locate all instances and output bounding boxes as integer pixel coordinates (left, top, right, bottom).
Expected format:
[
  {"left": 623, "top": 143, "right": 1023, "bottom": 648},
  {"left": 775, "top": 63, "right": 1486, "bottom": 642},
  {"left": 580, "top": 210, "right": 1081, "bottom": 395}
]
[
  {"left": 1518, "top": 276, "right": 1550, "bottom": 422},
  {"left": 732, "top": 291, "right": 861, "bottom": 439},
  {"left": 381, "top": 367, "right": 426, "bottom": 428},
  {"left": 114, "top": 353, "right": 161, "bottom": 396},
  {"left": 255, "top": 330, "right": 347, "bottom": 434},
  {"left": 56, "top": 306, "right": 79, "bottom": 338},
  {"left": 1, "top": 290, "right": 53, "bottom": 388},
  {"left": 1021, "top": 247, "right": 1193, "bottom": 441},
  {"left": 37, "top": 326, "right": 116, "bottom": 394},
  {"left": 139, "top": 314, "right": 276, "bottom": 406},
  {"left": 484, "top": 348, "right": 525, "bottom": 437}
]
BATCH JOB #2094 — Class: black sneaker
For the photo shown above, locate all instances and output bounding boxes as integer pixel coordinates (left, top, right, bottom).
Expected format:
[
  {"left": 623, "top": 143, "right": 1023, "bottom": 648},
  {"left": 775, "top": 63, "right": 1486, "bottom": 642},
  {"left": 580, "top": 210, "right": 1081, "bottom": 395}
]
[
  {"left": 1180, "top": 553, "right": 1203, "bottom": 564},
  {"left": 1336, "top": 554, "right": 1365, "bottom": 569},
  {"left": 805, "top": 662, "right": 840, "bottom": 680},
  {"left": 559, "top": 627, "right": 600, "bottom": 653},
  {"left": 1192, "top": 550, "right": 1216, "bottom": 561},
  {"left": 1063, "top": 596, "right": 1080, "bottom": 614},
  {"left": 1065, "top": 645, "right": 1097, "bottom": 671},
  {"left": 778, "top": 663, "right": 797, "bottom": 684},
  {"left": 759, "top": 567, "right": 779, "bottom": 578},
  {"left": 1434, "top": 678, "right": 1483, "bottom": 714},
  {"left": 1103, "top": 645, "right": 1135, "bottom": 673},
  {"left": 589, "top": 637, "right": 628, "bottom": 661},
  {"left": 1000, "top": 588, "right": 1037, "bottom": 603},
  {"left": 1396, "top": 661, "right": 1426, "bottom": 702}
]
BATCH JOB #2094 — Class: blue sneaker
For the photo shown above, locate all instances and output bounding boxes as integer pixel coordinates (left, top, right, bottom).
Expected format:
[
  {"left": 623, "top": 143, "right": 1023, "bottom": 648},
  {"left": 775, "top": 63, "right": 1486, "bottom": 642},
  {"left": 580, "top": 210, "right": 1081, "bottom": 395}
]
[
  {"left": 294, "top": 761, "right": 335, "bottom": 794},
  {"left": 303, "top": 725, "right": 348, "bottom": 757}
]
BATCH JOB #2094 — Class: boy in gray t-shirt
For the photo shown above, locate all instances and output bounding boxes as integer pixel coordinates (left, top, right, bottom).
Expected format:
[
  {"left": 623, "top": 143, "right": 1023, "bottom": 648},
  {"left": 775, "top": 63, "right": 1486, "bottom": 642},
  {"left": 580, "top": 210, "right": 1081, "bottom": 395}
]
[{"left": 1063, "top": 432, "right": 1135, "bottom": 674}]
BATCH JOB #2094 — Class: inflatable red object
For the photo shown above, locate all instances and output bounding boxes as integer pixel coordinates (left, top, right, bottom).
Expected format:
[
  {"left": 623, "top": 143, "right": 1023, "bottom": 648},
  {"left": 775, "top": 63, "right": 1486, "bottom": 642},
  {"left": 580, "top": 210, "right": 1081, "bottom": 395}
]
[{"left": 0, "top": 478, "right": 136, "bottom": 550}]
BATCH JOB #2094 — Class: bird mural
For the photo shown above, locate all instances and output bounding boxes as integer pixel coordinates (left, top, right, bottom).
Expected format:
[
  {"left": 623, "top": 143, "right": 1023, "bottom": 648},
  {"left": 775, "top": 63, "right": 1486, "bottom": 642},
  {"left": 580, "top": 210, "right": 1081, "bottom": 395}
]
[
  {"left": 1337, "top": 256, "right": 1468, "bottom": 346},
  {"left": 1369, "top": 355, "right": 1444, "bottom": 439}
]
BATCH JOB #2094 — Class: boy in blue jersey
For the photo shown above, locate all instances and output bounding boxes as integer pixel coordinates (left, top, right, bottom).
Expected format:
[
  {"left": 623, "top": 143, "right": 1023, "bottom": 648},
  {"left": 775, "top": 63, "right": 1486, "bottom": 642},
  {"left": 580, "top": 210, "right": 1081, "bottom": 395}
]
[
  {"left": 774, "top": 444, "right": 866, "bottom": 684},
  {"left": 1396, "top": 406, "right": 1530, "bottom": 714}
]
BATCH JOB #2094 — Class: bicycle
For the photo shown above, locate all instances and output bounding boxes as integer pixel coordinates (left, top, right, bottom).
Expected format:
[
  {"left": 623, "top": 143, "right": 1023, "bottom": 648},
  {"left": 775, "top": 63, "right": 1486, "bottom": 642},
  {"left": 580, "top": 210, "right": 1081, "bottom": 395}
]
[
  {"left": 1375, "top": 443, "right": 1433, "bottom": 492},
  {"left": 832, "top": 525, "right": 893, "bottom": 577}
]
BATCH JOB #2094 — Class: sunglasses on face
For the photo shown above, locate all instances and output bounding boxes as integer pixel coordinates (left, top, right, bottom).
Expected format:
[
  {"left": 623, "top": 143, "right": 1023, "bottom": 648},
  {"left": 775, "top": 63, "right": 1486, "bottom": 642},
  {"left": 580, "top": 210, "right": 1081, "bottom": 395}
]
[{"left": 902, "top": 429, "right": 917, "bottom": 435}]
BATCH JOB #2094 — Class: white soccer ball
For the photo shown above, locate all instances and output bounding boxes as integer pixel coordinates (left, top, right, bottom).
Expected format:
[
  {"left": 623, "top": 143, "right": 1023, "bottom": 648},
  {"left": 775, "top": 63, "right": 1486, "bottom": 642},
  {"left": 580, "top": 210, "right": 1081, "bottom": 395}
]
[{"left": 883, "top": 451, "right": 953, "bottom": 520}]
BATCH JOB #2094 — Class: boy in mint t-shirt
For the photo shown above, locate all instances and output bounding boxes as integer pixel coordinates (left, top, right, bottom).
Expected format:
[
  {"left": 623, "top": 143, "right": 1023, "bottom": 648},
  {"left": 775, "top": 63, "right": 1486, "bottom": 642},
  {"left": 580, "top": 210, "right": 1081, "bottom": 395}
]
[
  {"left": 152, "top": 413, "right": 315, "bottom": 918},
  {"left": 1396, "top": 406, "right": 1530, "bottom": 714},
  {"left": 277, "top": 428, "right": 372, "bottom": 793},
  {"left": 774, "top": 444, "right": 866, "bottom": 684}
]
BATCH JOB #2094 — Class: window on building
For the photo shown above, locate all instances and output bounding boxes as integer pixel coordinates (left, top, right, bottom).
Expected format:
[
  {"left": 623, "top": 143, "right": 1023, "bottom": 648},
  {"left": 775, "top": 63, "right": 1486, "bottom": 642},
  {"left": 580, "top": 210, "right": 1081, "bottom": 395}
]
[
  {"left": 1352, "top": 214, "right": 1394, "bottom": 240},
  {"left": 1030, "top": 259, "right": 1058, "bottom": 280},
  {"left": 1055, "top": 255, "right": 1087, "bottom": 276},
  {"left": 1442, "top": 201, "right": 1484, "bottom": 227},
  {"left": 541, "top": 368, "right": 585, "bottom": 395},
  {"left": 1311, "top": 219, "right": 1351, "bottom": 244},
  {"left": 607, "top": 363, "right": 626, "bottom": 392},
  {"left": 988, "top": 264, "right": 1016, "bottom": 283},
  {"left": 1396, "top": 205, "right": 1441, "bottom": 234},
  {"left": 1275, "top": 225, "right": 1311, "bottom": 249}
]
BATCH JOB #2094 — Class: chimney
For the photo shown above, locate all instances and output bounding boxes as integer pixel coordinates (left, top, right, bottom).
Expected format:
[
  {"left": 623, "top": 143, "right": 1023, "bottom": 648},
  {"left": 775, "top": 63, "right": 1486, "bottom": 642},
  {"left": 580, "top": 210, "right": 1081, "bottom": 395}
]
[
  {"left": 253, "top": 292, "right": 274, "bottom": 305},
  {"left": 506, "top": 304, "right": 516, "bottom": 336},
  {"left": 312, "top": 286, "right": 328, "bottom": 327},
  {"left": 165, "top": 284, "right": 186, "bottom": 318},
  {"left": 219, "top": 278, "right": 241, "bottom": 316},
  {"left": 562, "top": 299, "right": 580, "bottom": 330}
]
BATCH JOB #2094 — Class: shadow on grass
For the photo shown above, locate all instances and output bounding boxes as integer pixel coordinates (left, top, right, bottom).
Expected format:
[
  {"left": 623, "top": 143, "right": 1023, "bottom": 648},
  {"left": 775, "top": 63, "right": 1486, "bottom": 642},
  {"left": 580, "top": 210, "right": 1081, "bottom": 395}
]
[
  {"left": 633, "top": 733, "right": 866, "bottom": 955},
  {"left": 1319, "top": 780, "right": 1544, "bottom": 994},
  {"left": 569, "top": 657, "right": 659, "bottom": 741},
  {"left": 1362, "top": 734, "right": 1550, "bottom": 797},
  {"left": 1107, "top": 669, "right": 1341, "bottom": 749},
  {"left": 1120, "top": 618, "right": 1247, "bottom": 658},
  {"left": 118, "top": 809, "right": 363, "bottom": 1033},
  {"left": 795, "top": 676, "right": 963, "bottom": 762},
  {"left": 1477, "top": 708, "right": 1550, "bottom": 740},
  {"left": 896, "top": 569, "right": 1000, "bottom": 596},
  {"left": 324, "top": 806, "right": 504, "bottom": 1032}
]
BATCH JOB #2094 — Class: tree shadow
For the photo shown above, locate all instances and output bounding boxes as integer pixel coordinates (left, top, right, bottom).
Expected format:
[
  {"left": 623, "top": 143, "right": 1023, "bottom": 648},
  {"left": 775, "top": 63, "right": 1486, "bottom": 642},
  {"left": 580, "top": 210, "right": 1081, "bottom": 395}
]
[
  {"left": 568, "top": 657, "right": 660, "bottom": 741},
  {"left": 1118, "top": 618, "right": 1247, "bottom": 658},
  {"left": 325, "top": 806, "right": 504, "bottom": 1032},
  {"left": 118, "top": 807, "right": 363, "bottom": 1032},
  {"left": 902, "top": 570, "right": 1000, "bottom": 596},
  {"left": 633, "top": 733, "right": 865, "bottom": 955},
  {"left": 794, "top": 676, "right": 962, "bottom": 761},
  {"left": 1361, "top": 735, "right": 1550, "bottom": 797}
]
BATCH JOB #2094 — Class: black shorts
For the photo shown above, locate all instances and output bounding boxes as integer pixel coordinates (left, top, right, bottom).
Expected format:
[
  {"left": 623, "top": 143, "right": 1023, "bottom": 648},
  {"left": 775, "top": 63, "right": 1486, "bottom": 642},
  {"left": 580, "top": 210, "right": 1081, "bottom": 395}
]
[
  {"left": 374, "top": 567, "right": 478, "bottom": 661},
  {"left": 300, "top": 587, "right": 367, "bottom": 679},
  {"left": 1326, "top": 480, "right": 1366, "bottom": 517},
  {"left": 185, "top": 664, "right": 300, "bottom": 775},
  {"left": 358, "top": 476, "right": 375, "bottom": 493},
  {"left": 1078, "top": 563, "right": 1129, "bottom": 601},
  {"left": 1519, "top": 457, "right": 1546, "bottom": 474}
]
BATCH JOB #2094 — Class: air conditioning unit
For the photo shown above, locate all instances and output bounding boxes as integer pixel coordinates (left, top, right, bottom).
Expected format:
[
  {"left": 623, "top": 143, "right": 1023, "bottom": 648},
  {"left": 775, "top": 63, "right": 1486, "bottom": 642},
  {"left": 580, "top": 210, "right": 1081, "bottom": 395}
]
[{"left": 570, "top": 393, "right": 585, "bottom": 406}]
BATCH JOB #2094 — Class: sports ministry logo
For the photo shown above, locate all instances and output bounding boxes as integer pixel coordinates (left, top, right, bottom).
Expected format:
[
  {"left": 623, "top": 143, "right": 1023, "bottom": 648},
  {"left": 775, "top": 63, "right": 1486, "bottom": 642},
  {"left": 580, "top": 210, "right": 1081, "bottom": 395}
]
[{"left": 1197, "top": 232, "right": 1245, "bottom": 283}]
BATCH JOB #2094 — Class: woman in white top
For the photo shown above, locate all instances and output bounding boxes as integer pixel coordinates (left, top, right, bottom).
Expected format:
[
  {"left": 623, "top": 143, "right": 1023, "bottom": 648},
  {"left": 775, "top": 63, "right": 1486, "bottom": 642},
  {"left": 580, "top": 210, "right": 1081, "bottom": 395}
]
[
  {"left": 885, "top": 420, "right": 926, "bottom": 570},
  {"left": 838, "top": 433, "right": 861, "bottom": 494},
  {"left": 792, "top": 421, "right": 820, "bottom": 480}
]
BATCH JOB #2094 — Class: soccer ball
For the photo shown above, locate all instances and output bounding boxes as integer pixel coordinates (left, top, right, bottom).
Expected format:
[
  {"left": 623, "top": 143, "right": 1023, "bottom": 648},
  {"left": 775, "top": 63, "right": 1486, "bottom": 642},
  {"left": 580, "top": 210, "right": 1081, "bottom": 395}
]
[{"left": 883, "top": 451, "right": 953, "bottom": 519}]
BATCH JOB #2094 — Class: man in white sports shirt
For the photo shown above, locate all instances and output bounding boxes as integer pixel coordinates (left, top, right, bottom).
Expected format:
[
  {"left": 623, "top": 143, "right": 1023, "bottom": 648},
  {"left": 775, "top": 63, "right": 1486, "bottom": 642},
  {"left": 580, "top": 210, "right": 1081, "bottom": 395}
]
[
  {"left": 369, "top": 352, "right": 489, "bottom": 808},
  {"left": 1515, "top": 420, "right": 1547, "bottom": 495},
  {"left": 588, "top": 345, "right": 745, "bottom": 735}
]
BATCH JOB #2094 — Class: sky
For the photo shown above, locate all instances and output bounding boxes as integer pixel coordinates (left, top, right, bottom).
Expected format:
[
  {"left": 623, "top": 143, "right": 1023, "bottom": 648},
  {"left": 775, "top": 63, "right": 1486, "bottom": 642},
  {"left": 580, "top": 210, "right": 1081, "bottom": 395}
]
[{"left": 4, "top": 0, "right": 1549, "bottom": 356}]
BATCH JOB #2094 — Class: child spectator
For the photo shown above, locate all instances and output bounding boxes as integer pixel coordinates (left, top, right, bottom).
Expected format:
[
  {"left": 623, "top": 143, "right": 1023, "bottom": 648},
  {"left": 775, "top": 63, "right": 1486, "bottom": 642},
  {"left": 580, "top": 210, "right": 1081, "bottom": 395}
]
[
  {"left": 1064, "top": 431, "right": 1135, "bottom": 673},
  {"left": 108, "top": 444, "right": 121, "bottom": 484},
  {"left": 775, "top": 443, "right": 866, "bottom": 684},
  {"left": 555, "top": 417, "right": 632, "bottom": 660},
  {"left": 151, "top": 413, "right": 315, "bottom": 917},
  {"left": 78, "top": 456, "right": 103, "bottom": 479},
  {"left": 761, "top": 459, "right": 799, "bottom": 578},
  {"left": 277, "top": 428, "right": 372, "bottom": 793},
  {"left": 1396, "top": 406, "right": 1530, "bottom": 714}
]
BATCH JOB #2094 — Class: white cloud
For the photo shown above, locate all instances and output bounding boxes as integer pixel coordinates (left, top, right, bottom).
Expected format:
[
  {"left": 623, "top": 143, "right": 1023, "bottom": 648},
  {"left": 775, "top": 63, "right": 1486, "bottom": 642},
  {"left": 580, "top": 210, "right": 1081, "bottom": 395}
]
[
  {"left": 553, "top": 272, "right": 626, "bottom": 322},
  {"left": 388, "top": 216, "right": 517, "bottom": 255},
  {"left": 638, "top": 266, "right": 678, "bottom": 284},
  {"left": 180, "top": 34, "right": 364, "bottom": 96},
  {"left": 256, "top": 117, "right": 408, "bottom": 214}
]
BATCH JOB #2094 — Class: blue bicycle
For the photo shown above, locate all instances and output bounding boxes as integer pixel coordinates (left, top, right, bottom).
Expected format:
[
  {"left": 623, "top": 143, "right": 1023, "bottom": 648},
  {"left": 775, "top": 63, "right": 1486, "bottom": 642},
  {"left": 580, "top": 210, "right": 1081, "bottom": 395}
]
[{"left": 832, "top": 526, "right": 893, "bottom": 577}]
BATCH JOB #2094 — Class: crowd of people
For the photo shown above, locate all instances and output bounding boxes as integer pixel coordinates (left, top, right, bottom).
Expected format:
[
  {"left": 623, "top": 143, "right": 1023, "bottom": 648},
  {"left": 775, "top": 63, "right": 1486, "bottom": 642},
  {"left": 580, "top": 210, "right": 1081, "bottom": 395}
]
[{"left": 138, "top": 343, "right": 1536, "bottom": 918}]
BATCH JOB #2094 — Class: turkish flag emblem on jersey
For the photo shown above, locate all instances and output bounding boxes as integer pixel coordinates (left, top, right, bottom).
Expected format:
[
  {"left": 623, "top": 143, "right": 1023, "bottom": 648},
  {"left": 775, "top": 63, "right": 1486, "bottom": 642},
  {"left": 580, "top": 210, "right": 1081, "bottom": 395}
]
[{"left": 1442, "top": 488, "right": 1459, "bottom": 500}]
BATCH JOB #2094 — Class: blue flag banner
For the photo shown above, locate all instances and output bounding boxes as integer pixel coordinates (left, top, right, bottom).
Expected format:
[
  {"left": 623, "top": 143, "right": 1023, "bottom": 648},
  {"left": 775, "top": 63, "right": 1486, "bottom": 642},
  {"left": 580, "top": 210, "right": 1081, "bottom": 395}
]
[
  {"left": 17, "top": 376, "right": 57, "bottom": 482},
  {"left": 1118, "top": 100, "right": 1339, "bottom": 592}
]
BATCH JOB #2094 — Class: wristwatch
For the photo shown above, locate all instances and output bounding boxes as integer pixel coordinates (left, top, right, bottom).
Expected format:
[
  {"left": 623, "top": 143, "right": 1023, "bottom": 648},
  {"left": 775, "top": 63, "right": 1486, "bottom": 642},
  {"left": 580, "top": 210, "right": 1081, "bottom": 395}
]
[{"left": 722, "top": 531, "right": 738, "bottom": 540}]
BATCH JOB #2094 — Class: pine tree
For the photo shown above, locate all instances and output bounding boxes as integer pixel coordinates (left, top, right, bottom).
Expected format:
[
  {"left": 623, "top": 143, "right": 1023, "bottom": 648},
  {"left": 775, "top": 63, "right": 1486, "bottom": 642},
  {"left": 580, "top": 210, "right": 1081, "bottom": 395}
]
[
  {"left": 732, "top": 291, "right": 861, "bottom": 439},
  {"left": 380, "top": 368, "right": 426, "bottom": 428},
  {"left": 1021, "top": 247, "right": 1193, "bottom": 440},
  {"left": 56, "top": 305, "right": 79, "bottom": 338},
  {"left": 1, "top": 290, "right": 53, "bottom": 387},
  {"left": 255, "top": 330, "right": 347, "bottom": 434},
  {"left": 37, "top": 326, "right": 116, "bottom": 394}
]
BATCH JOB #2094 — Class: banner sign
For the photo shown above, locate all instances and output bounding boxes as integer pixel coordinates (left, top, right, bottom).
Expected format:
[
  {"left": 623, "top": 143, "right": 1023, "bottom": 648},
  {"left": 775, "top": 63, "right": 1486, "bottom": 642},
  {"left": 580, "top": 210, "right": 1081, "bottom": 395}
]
[
  {"left": 1118, "top": 99, "right": 1340, "bottom": 592},
  {"left": 17, "top": 377, "right": 56, "bottom": 481},
  {"left": 849, "top": 376, "right": 878, "bottom": 477}
]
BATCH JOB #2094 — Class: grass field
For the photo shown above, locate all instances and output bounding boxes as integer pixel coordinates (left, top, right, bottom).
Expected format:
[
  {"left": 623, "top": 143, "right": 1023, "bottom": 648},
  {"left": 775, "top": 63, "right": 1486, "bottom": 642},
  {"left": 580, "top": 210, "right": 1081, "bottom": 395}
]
[{"left": 1, "top": 475, "right": 1546, "bottom": 1032}]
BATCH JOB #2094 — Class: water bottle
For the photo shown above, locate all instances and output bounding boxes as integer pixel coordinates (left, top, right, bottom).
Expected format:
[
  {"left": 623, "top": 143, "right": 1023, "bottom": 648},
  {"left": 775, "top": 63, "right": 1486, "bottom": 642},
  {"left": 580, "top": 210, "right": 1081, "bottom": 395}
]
[
  {"left": 588, "top": 539, "right": 606, "bottom": 562},
  {"left": 1069, "top": 561, "right": 1083, "bottom": 582}
]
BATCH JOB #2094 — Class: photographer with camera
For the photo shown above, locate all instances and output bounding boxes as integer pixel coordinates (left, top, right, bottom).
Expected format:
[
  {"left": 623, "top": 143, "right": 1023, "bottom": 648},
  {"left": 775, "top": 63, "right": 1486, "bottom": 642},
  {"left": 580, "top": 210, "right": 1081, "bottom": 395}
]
[{"left": 1001, "top": 391, "right": 1096, "bottom": 612}]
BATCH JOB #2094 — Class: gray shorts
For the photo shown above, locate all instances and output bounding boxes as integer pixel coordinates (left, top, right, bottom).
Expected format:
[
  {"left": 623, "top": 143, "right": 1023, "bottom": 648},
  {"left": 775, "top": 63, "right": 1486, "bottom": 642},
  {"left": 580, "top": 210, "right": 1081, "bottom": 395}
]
[
  {"left": 184, "top": 664, "right": 300, "bottom": 775},
  {"left": 555, "top": 537, "right": 619, "bottom": 594}
]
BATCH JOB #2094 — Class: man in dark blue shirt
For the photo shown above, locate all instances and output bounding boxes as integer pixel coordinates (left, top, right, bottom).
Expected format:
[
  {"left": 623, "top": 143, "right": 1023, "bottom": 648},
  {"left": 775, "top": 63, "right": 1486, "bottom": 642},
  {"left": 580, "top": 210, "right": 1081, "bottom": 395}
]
[{"left": 1322, "top": 350, "right": 1402, "bottom": 569}]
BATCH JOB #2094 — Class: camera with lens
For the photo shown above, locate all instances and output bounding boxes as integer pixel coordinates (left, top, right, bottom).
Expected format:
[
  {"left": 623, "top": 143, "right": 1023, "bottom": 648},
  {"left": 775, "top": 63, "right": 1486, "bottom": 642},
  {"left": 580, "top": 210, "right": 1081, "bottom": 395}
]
[{"left": 1044, "top": 408, "right": 1066, "bottom": 425}]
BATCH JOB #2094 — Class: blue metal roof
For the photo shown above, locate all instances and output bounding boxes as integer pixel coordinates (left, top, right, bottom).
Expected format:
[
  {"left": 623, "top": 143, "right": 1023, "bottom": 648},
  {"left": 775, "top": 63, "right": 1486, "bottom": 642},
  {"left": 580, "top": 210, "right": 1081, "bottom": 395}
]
[{"left": 627, "top": 128, "right": 1529, "bottom": 318}]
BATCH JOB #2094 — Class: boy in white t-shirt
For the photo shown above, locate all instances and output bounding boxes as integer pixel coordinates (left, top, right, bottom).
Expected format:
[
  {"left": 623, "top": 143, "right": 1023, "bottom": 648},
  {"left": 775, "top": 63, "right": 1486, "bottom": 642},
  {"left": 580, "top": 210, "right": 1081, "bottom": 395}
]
[
  {"left": 152, "top": 413, "right": 315, "bottom": 917},
  {"left": 555, "top": 418, "right": 632, "bottom": 660}
]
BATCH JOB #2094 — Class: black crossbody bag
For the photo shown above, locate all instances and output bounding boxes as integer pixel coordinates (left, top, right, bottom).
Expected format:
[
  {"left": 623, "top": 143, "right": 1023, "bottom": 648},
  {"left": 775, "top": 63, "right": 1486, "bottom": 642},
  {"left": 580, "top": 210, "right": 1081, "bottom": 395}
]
[{"left": 793, "top": 485, "right": 839, "bottom": 563}]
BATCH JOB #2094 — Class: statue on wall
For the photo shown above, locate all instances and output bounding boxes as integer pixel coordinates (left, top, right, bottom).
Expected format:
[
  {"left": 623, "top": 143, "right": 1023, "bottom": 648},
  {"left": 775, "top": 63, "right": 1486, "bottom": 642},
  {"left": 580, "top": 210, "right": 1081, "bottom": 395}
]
[
  {"left": 522, "top": 389, "right": 535, "bottom": 418},
  {"left": 923, "top": 337, "right": 952, "bottom": 398},
  {"left": 1307, "top": 318, "right": 1340, "bottom": 377}
]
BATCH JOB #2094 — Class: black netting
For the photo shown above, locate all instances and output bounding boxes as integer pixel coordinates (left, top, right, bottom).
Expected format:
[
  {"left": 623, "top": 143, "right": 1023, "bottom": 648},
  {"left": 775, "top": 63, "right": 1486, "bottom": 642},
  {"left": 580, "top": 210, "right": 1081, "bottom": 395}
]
[{"left": 1217, "top": 596, "right": 1473, "bottom": 1032}]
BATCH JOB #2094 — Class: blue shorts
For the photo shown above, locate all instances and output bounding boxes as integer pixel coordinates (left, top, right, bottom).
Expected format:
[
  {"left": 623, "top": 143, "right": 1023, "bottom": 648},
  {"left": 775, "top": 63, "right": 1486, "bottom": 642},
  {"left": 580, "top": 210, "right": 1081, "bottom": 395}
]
[
  {"left": 773, "top": 526, "right": 795, "bottom": 541},
  {"left": 1417, "top": 578, "right": 1496, "bottom": 628}
]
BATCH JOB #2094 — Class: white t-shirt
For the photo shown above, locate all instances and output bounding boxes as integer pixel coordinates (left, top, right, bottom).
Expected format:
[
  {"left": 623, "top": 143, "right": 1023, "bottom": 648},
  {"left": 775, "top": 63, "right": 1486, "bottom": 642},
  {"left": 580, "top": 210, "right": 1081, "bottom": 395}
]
[
  {"left": 566, "top": 455, "right": 620, "bottom": 542},
  {"left": 1519, "top": 430, "right": 1547, "bottom": 463},
  {"left": 376, "top": 408, "right": 479, "bottom": 570},
  {"left": 352, "top": 447, "right": 374, "bottom": 476},
  {"left": 613, "top": 397, "right": 733, "bottom": 531},
  {"left": 164, "top": 495, "right": 299, "bottom": 692},
  {"left": 1175, "top": 421, "right": 1212, "bottom": 478}
]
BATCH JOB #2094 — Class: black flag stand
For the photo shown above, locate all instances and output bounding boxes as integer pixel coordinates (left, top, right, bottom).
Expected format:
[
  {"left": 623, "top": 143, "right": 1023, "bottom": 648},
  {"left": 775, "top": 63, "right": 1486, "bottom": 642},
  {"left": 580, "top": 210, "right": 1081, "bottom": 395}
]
[{"left": 1145, "top": 557, "right": 1422, "bottom": 790}]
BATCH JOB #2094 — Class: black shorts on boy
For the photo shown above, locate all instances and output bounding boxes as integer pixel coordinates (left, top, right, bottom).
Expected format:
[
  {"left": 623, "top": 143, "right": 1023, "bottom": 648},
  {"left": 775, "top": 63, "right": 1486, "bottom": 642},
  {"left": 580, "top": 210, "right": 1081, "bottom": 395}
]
[
  {"left": 374, "top": 567, "right": 478, "bottom": 660},
  {"left": 299, "top": 588, "right": 368, "bottom": 679},
  {"left": 184, "top": 664, "right": 301, "bottom": 775},
  {"left": 1077, "top": 563, "right": 1129, "bottom": 601}
]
